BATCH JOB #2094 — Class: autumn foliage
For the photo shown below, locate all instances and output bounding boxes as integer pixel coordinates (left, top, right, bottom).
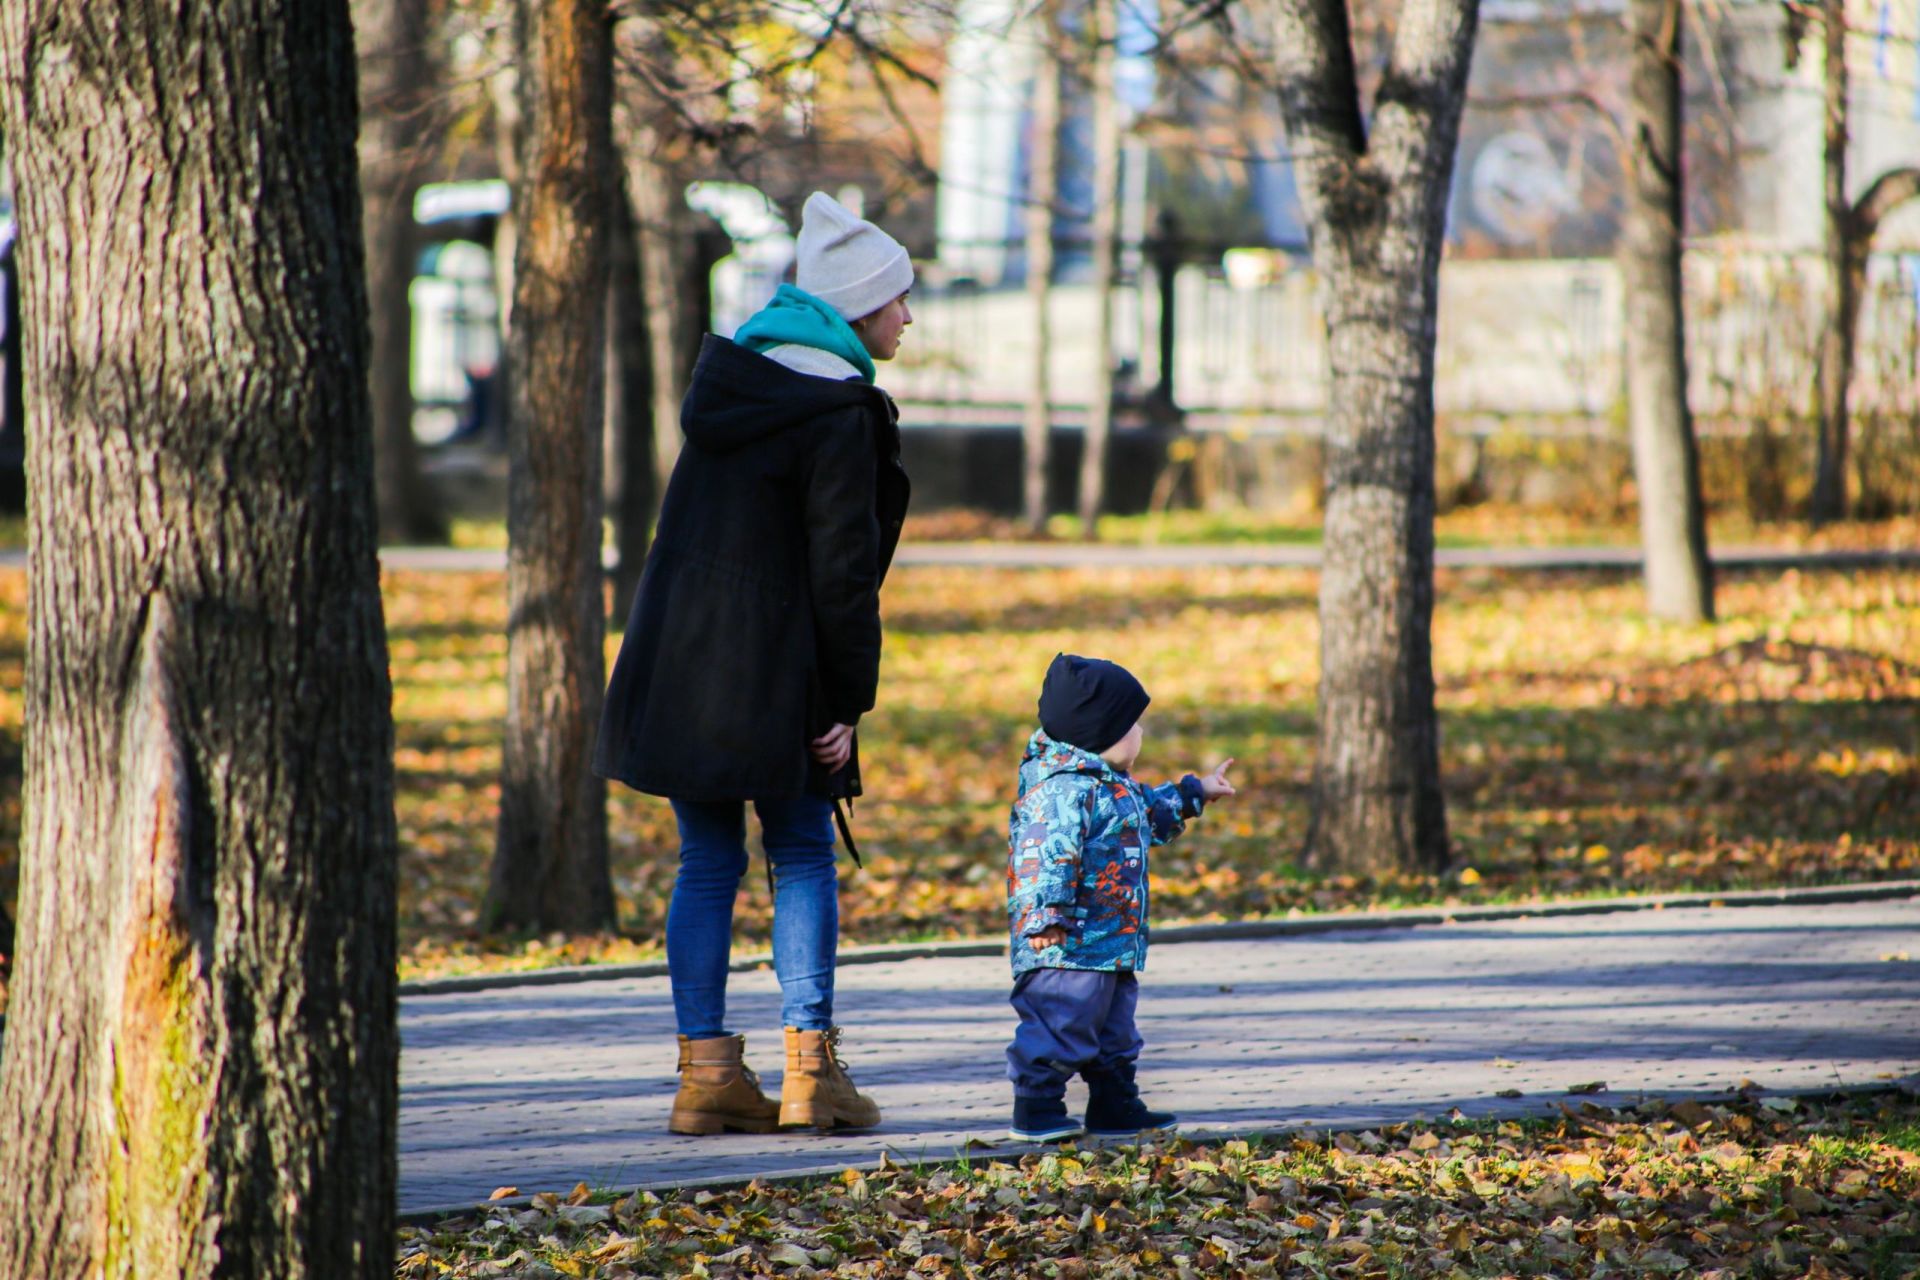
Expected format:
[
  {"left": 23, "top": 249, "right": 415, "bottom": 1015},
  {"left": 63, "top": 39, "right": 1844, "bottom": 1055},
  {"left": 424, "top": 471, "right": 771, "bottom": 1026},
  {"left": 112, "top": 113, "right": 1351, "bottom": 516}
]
[
  {"left": 393, "top": 1090, "right": 1920, "bottom": 1278},
  {"left": 0, "top": 561, "right": 1915, "bottom": 991}
]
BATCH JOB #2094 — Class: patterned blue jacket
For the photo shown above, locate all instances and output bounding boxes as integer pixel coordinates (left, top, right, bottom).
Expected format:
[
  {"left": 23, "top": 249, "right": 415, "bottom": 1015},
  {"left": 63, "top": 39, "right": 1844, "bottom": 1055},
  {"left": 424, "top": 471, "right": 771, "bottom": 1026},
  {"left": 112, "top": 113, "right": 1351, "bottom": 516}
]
[{"left": 1006, "top": 729, "right": 1207, "bottom": 976}]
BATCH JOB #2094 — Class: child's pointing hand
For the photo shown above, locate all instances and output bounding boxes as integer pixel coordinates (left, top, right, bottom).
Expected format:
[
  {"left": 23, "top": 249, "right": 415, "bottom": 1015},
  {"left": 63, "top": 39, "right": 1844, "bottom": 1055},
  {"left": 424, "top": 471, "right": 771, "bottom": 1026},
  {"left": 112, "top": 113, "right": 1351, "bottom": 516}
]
[{"left": 1200, "top": 758, "right": 1236, "bottom": 800}]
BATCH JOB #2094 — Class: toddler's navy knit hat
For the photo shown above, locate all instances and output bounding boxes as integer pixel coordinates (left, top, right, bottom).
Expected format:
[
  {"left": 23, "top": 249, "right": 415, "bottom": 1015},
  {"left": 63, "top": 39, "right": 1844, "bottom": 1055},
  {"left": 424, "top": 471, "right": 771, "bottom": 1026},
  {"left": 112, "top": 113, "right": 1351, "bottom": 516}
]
[{"left": 1038, "top": 653, "right": 1150, "bottom": 755}]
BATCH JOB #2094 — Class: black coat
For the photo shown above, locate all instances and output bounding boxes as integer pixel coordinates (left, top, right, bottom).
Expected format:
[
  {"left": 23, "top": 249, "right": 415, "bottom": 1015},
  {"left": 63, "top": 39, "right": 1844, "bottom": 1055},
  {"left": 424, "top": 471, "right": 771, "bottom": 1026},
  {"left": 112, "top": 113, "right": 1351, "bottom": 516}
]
[{"left": 594, "top": 336, "right": 911, "bottom": 801}]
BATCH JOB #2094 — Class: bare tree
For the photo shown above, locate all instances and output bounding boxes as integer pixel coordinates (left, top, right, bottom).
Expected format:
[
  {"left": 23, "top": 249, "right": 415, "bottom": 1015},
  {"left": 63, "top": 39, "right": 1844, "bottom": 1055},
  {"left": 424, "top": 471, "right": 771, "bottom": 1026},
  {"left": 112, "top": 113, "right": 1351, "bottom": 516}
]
[
  {"left": 1023, "top": 7, "right": 1063, "bottom": 535},
  {"left": 357, "top": 0, "right": 451, "bottom": 544},
  {"left": 1806, "top": 0, "right": 1920, "bottom": 523},
  {"left": 1621, "top": 0, "right": 1713, "bottom": 620},
  {"left": 1265, "top": 0, "right": 1477, "bottom": 875},
  {"left": 0, "top": 1, "right": 398, "bottom": 1274},
  {"left": 1076, "top": 0, "right": 1122, "bottom": 538},
  {"left": 484, "top": 0, "right": 616, "bottom": 933}
]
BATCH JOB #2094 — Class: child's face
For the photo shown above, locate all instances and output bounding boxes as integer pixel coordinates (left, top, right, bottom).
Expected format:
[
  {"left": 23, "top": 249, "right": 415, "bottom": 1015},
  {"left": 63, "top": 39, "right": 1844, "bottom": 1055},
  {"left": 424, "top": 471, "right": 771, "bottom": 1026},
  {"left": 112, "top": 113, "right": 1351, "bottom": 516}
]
[{"left": 1101, "top": 721, "right": 1145, "bottom": 771}]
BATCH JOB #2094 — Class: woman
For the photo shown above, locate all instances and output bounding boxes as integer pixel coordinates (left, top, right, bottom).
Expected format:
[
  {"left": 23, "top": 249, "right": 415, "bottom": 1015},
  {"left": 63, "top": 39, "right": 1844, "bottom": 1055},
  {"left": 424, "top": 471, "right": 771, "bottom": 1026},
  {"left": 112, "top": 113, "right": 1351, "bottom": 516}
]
[{"left": 595, "top": 192, "right": 912, "bottom": 1135}]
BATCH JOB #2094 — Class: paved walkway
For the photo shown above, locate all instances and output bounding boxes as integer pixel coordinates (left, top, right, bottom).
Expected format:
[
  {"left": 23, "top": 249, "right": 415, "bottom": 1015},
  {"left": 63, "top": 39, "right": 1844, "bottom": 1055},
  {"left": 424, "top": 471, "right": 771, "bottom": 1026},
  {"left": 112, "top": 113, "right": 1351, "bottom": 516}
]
[{"left": 399, "top": 895, "right": 1920, "bottom": 1215}]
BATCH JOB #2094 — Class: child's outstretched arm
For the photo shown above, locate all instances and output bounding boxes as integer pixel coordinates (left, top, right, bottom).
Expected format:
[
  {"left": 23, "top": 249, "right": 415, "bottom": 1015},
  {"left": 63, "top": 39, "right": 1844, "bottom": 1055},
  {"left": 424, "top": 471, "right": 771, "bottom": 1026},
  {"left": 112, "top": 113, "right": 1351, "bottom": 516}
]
[{"left": 1143, "top": 758, "right": 1236, "bottom": 845}]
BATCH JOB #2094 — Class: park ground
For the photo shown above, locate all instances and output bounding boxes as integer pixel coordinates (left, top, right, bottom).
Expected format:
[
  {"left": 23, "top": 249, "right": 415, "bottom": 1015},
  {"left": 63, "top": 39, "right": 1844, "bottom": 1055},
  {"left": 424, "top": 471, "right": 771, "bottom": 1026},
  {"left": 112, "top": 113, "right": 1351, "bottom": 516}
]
[
  {"left": 0, "top": 509, "right": 1916, "bottom": 998},
  {"left": 394, "top": 1089, "right": 1920, "bottom": 1278}
]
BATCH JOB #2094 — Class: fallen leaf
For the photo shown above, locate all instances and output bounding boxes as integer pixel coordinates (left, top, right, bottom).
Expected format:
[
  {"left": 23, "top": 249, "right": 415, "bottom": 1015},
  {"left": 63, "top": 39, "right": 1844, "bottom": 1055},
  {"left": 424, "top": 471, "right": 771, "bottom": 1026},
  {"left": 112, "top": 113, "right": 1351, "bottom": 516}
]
[{"left": 767, "top": 1241, "right": 814, "bottom": 1267}]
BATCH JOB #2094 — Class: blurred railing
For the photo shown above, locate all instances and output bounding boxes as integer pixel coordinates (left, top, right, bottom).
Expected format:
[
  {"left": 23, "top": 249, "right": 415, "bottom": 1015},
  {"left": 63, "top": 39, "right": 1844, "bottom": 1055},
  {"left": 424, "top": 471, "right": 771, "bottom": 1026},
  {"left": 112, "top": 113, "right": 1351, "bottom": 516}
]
[{"left": 804, "top": 235, "right": 1920, "bottom": 437}]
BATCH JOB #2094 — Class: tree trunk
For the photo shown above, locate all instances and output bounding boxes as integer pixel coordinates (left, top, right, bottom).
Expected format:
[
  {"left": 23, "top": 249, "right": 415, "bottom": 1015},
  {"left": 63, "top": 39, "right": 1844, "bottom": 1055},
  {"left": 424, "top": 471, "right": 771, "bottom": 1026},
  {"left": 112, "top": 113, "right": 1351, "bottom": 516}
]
[
  {"left": 1077, "top": 0, "right": 1120, "bottom": 539},
  {"left": 605, "top": 178, "right": 655, "bottom": 622},
  {"left": 356, "top": 0, "right": 450, "bottom": 545},
  {"left": 1621, "top": 0, "right": 1714, "bottom": 621},
  {"left": 635, "top": 159, "right": 698, "bottom": 488},
  {"left": 609, "top": 66, "right": 695, "bottom": 492},
  {"left": 1829, "top": 164, "right": 1920, "bottom": 509},
  {"left": 484, "top": 0, "right": 615, "bottom": 934},
  {"left": 1269, "top": 0, "right": 1475, "bottom": 876},
  {"left": 0, "top": 3, "right": 398, "bottom": 1275},
  {"left": 1810, "top": 0, "right": 1851, "bottom": 524},
  {"left": 489, "top": 47, "right": 522, "bottom": 343},
  {"left": 1022, "top": 21, "right": 1061, "bottom": 535}
]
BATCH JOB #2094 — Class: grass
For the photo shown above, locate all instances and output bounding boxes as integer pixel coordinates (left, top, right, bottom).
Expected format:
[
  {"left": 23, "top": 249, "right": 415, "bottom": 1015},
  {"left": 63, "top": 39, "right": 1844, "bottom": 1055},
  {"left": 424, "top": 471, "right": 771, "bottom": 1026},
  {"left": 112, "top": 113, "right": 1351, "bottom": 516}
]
[
  {"left": 394, "top": 1089, "right": 1920, "bottom": 1278},
  {"left": 0, "top": 551, "right": 1916, "bottom": 991}
]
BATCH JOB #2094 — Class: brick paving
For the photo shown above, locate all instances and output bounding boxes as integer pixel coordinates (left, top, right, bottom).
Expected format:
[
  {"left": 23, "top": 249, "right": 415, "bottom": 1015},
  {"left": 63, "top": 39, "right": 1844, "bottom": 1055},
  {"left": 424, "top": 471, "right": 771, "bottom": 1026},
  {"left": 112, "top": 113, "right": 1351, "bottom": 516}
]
[{"left": 398, "top": 896, "right": 1920, "bottom": 1214}]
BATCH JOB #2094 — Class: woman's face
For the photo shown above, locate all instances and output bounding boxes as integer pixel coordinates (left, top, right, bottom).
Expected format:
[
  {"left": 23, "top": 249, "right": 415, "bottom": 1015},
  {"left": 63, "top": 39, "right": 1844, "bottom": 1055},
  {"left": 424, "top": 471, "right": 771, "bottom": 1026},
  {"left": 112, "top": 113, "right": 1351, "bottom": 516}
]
[{"left": 853, "top": 293, "right": 912, "bottom": 361}]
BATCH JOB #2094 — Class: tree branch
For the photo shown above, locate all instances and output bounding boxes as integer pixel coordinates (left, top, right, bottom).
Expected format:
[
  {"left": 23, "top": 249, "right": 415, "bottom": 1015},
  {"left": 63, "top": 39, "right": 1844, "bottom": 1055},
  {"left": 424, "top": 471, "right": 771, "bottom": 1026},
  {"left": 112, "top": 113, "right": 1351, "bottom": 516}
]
[
  {"left": 1267, "top": 0, "right": 1369, "bottom": 162},
  {"left": 1851, "top": 166, "right": 1920, "bottom": 244}
]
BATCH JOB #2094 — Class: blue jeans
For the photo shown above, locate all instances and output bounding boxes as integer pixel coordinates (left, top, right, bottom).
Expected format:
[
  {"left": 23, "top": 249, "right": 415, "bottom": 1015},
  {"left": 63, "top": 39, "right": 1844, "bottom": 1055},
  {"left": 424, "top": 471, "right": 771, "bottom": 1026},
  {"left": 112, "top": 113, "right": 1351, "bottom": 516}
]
[
  {"left": 1006, "top": 968, "right": 1143, "bottom": 1098},
  {"left": 667, "top": 795, "right": 839, "bottom": 1037}
]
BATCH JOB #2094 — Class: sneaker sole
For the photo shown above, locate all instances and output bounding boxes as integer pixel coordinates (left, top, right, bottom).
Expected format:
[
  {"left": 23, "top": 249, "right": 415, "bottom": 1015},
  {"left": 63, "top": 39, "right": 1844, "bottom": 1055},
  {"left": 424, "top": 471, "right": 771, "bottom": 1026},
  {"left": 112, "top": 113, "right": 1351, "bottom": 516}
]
[{"left": 1008, "top": 1125, "right": 1087, "bottom": 1143}]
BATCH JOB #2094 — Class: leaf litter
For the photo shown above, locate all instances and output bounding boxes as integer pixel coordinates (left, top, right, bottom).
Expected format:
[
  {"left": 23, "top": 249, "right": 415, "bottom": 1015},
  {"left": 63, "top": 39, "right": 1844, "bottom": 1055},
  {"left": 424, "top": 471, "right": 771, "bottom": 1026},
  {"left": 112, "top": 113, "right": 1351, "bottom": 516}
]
[
  {"left": 1, "top": 562, "right": 1916, "bottom": 999},
  {"left": 394, "top": 1090, "right": 1920, "bottom": 1278}
]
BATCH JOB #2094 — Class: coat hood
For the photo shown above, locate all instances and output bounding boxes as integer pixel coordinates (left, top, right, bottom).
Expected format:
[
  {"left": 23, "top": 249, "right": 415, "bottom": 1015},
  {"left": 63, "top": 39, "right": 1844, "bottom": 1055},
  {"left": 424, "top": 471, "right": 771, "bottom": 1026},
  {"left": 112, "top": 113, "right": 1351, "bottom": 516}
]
[
  {"left": 679, "top": 333, "right": 885, "bottom": 454},
  {"left": 1017, "top": 728, "right": 1124, "bottom": 796}
]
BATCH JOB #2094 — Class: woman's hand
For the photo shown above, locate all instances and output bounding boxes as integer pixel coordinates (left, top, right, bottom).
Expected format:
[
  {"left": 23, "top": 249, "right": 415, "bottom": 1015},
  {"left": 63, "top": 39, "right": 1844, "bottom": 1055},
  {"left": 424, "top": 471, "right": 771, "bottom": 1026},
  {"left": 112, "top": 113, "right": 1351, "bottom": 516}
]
[
  {"left": 1200, "top": 758, "right": 1237, "bottom": 800},
  {"left": 1027, "top": 924, "right": 1069, "bottom": 952},
  {"left": 810, "top": 722, "right": 855, "bottom": 771}
]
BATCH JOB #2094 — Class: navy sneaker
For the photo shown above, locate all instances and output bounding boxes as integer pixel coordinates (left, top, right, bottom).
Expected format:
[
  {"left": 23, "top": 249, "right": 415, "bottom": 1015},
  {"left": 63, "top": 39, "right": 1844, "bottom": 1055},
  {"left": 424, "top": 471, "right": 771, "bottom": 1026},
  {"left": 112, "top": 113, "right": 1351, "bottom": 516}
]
[
  {"left": 1083, "top": 1062, "right": 1177, "bottom": 1137},
  {"left": 1010, "top": 1095, "right": 1086, "bottom": 1143}
]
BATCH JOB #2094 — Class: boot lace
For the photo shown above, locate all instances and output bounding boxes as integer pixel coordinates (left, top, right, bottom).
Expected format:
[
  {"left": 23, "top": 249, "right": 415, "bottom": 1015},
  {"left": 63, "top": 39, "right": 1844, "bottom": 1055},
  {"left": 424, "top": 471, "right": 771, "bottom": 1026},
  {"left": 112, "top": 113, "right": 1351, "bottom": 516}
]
[{"left": 824, "top": 1026, "right": 854, "bottom": 1075}]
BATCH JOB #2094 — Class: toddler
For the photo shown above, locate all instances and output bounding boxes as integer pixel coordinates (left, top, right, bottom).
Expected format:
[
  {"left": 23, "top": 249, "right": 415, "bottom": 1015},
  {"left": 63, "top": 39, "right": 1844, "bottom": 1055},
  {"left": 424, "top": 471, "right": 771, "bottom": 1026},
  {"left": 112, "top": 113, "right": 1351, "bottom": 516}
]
[{"left": 1004, "top": 653, "right": 1235, "bottom": 1141}]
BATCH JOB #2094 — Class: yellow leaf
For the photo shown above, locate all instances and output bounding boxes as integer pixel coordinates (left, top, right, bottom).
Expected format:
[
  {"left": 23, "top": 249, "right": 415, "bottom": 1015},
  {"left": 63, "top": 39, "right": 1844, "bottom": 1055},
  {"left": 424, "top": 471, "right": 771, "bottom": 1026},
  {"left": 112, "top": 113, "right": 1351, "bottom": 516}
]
[{"left": 1584, "top": 844, "right": 1612, "bottom": 864}]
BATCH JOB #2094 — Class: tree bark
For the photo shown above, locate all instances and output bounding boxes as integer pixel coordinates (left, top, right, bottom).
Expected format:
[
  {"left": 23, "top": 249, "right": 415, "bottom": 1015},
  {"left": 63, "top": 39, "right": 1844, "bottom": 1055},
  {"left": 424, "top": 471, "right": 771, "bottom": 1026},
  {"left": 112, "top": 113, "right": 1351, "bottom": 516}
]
[
  {"left": 1269, "top": 0, "right": 1475, "bottom": 876},
  {"left": 484, "top": 0, "right": 615, "bottom": 934},
  {"left": 1022, "top": 18, "right": 1062, "bottom": 535},
  {"left": 1810, "top": 0, "right": 1851, "bottom": 524},
  {"left": 0, "top": 2, "right": 398, "bottom": 1275},
  {"left": 1621, "top": 0, "right": 1714, "bottom": 621},
  {"left": 1077, "top": 0, "right": 1121, "bottom": 538},
  {"left": 356, "top": 0, "right": 450, "bottom": 545},
  {"left": 605, "top": 177, "right": 655, "bottom": 622}
]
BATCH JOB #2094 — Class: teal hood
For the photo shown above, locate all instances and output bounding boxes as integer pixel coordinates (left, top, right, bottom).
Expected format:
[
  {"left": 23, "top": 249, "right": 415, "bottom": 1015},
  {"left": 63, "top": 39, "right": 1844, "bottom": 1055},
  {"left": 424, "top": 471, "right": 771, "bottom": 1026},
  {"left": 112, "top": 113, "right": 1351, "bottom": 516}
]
[{"left": 732, "top": 284, "right": 876, "bottom": 384}]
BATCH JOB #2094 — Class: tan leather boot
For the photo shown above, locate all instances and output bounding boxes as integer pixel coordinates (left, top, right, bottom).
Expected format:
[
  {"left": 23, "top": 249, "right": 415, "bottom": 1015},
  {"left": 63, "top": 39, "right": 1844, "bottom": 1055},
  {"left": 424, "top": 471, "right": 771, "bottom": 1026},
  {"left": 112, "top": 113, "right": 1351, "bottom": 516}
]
[
  {"left": 668, "top": 1034, "right": 780, "bottom": 1135},
  {"left": 780, "top": 1026, "right": 882, "bottom": 1130}
]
